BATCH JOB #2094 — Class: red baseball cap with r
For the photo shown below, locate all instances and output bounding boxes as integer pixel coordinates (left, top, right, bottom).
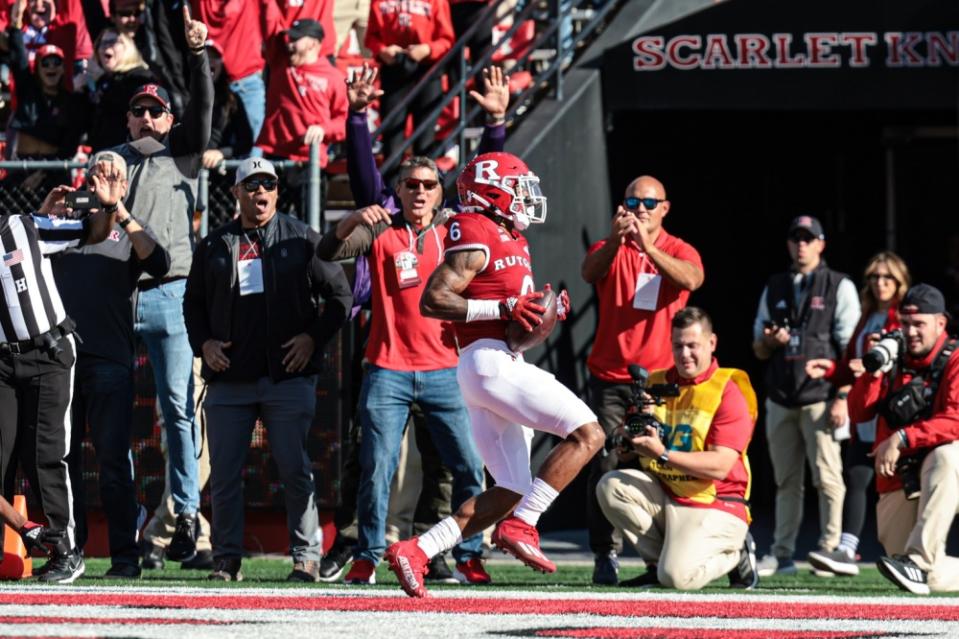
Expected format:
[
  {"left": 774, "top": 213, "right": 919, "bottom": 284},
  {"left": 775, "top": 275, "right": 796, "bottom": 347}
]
[{"left": 129, "top": 84, "right": 171, "bottom": 110}]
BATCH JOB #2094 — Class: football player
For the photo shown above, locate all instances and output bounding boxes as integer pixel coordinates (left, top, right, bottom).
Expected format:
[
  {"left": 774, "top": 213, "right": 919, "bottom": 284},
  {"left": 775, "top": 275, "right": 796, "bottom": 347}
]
[{"left": 385, "top": 152, "right": 605, "bottom": 597}]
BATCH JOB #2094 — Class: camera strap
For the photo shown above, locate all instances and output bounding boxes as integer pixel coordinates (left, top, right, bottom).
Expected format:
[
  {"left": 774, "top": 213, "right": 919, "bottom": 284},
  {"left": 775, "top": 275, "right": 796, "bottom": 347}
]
[{"left": 901, "top": 338, "right": 956, "bottom": 395}]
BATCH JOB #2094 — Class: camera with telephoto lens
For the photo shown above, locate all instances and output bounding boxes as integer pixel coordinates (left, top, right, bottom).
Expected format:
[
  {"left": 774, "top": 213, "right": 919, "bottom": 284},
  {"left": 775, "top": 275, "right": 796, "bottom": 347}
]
[
  {"left": 863, "top": 329, "right": 905, "bottom": 374},
  {"left": 606, "top": 365, "right": 680, "bottom": 452}
]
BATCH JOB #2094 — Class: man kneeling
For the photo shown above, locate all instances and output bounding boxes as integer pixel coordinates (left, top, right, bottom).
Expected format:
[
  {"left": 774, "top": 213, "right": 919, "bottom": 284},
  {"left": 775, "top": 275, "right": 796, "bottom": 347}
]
[{"left": 597, "top": 307, "right": 759, "bottom": 590}]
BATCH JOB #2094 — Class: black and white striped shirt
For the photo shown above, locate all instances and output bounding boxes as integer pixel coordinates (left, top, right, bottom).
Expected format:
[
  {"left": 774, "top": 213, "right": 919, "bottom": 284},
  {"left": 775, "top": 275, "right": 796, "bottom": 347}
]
[{"left": 0, "top": 214, "right": 88, "bottom": 342}]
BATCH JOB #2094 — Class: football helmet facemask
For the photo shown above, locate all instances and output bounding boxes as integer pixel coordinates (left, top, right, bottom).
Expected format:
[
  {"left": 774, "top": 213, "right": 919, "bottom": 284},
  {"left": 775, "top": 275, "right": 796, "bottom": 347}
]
[{"left": 457, "top": 152, "right": 546, "bottom": 231}]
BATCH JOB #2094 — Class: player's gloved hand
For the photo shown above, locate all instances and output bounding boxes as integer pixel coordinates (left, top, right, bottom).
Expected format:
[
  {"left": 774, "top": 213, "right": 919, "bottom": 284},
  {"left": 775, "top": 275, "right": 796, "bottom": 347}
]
[
  {"left": 19, "top": 521, "right": 54, "bottom": 556},
  {"left": 500, "top": 291, "right": 546, "bottom": 332},
  {"left": 544, "top": 283, "right": 570, "bottom": 321}
]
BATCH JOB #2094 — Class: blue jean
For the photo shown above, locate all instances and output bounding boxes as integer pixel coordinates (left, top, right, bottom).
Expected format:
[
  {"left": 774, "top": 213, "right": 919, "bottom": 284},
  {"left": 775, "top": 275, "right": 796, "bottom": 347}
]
[
  {"left": 230, "top": 71, "right": 266, "bottom": 146},
  {"left": 135, "top": 279, "right": 198, "bottom": 514},
  {"left": 69, "top": 356, "right": 139, "bottom": 565},
  {"left": 356, "top": 365, "right": 484, "bottom": 563}
]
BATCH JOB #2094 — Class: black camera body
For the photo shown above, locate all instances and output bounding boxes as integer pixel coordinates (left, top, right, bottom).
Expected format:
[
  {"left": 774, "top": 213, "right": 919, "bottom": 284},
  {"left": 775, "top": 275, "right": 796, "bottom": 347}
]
[
  {"left": 763, "top": 317, "right": 792, "bottom": 333},
  {"left": 606, "top": 365, "right": 680, "bottom": 452}
]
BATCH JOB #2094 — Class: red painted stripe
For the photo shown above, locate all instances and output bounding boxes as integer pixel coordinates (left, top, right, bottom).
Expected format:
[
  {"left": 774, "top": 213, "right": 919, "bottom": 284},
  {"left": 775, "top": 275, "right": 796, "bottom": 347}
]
[
  {"left": 534, "top": 630, "right": 875, "bottom": 639},
  {"left": 0, "top": 616, "right": 232, "bottom": 626},
  {"left": 0, "top": 593, "right": 956, "bottom": 621}
]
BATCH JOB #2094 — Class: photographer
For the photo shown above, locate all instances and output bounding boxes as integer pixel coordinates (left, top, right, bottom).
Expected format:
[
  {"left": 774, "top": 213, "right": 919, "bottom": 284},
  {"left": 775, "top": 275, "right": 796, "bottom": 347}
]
[
  {"left": 596, "top": 307, "right": 759, "bottom": 590},
  {"left": 847, "top": 284, "right": 959, "bottom": 595},
  {"left": 0, "top": 166, "right": 121, "bottom": 584}
]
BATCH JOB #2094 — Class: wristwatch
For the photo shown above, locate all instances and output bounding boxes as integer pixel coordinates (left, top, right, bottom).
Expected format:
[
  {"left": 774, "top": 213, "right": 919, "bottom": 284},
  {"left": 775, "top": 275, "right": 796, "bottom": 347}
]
[
  {"left": 836, "top": 391, "right": 849, "bottom": 400},
  {"left": 658, "top": 449, "right": 670, "bottom": 465},
  {"left": 119, "top": 216, "right": 134, "bottom": 229}
]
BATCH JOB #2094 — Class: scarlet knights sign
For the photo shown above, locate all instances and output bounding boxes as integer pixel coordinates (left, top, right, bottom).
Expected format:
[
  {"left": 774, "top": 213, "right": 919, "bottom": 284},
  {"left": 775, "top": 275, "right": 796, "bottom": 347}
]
[{"left": 603, "top": 0, "right": 959, "bottom": 111}]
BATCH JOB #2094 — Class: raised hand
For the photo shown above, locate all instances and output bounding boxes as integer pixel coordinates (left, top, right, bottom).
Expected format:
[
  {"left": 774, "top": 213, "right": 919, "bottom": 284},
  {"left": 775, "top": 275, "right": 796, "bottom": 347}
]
[
  {"left": 183, "top": 4, "right": 209, "bottom": 51},
  {"left": 90, "top": 162, "right": 126, "bottom": 207},
  {"left": 469, "top": 66, "right": 509, "bottom": 120},
  {"left": 346, "top": 63, "right": 385, "bottom": 112},
  {"left": 38, "top": 185, "right": 75, "bottom": 217}
]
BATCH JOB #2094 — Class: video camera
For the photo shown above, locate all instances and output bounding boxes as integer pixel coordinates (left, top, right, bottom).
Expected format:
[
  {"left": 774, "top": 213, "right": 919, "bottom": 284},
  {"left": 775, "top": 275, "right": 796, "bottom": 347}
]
[
  {"left": 606, "top": 364, "right": 680, "bottom": 452},
  {"left": 863, "top": 329, "right": 905, "bottom": 374}
]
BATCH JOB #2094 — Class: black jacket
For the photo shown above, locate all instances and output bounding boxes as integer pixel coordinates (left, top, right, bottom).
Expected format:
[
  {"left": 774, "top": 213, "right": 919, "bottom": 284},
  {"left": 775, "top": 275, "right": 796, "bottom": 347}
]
[{"left": 184, "top": 213, "right": 352, "bottom": 383}]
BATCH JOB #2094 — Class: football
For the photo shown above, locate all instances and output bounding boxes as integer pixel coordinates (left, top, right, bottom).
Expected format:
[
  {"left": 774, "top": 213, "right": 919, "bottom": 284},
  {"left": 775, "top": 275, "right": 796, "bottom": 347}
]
[{"left": 505, "top": 288, "right": 558, "bottom": 353}]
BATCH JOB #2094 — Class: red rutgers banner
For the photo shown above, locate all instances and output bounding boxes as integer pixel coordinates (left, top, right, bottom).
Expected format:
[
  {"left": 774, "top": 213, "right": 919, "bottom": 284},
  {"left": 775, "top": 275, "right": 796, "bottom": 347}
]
[{"left": 602, "top": 0, "right": 959, "bottom": 111}]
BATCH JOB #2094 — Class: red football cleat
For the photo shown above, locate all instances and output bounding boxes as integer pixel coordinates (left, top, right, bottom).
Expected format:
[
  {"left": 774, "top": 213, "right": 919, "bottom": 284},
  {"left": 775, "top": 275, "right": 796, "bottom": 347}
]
[
  {"left": 385, "top": 538, "right": 431, "bottom": 598},
  {"left": 343, "top": 559, "right": 376, "bottom": 584},
  {"left": 492, "top": 516, "right": 556, "bottom": 573},
  {"left": 453, "top": 557, "right": 492, "bottom": 585}
]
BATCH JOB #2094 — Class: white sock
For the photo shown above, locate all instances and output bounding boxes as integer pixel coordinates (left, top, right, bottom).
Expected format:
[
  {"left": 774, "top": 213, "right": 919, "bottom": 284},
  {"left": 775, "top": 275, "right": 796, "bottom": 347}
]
[
  {"left": 838, "top": 533, "right": 859, "bottom": 558},
  {"left": 416, "top": 517, "right": 462, "bottom": 560},
  {"left": 513, "top": 478, "right": 560, "bottom": 527}
]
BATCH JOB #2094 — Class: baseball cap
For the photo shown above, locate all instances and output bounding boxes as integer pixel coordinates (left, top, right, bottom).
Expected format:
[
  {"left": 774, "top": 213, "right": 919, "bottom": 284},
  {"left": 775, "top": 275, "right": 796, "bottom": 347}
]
[
  {"left": 287, "top": 18, "right": 324, "bottom": 42},
  {"left": 129, "top": 83, "right": 171, "bottom": 110},
  {"left": 88, "top": 150, "right": 128, "bottom": 179},
  {"left": 36, "top": 44, "right": 65, "bottom": 60},
  {"left": 899, "top": 283, "right": 947, "bottom": 315},
  {"left": 788, "top": 215, "right": 825, "bottom": 240},
  {"left": 234, "top": 157, "right": 278, "bottom": 185}
]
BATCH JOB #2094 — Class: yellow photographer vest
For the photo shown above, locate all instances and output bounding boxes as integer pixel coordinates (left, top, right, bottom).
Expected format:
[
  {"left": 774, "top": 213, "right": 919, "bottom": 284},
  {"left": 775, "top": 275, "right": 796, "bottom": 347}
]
[{"left": 641, "top": 368, "right": 758, "bottom": 514}]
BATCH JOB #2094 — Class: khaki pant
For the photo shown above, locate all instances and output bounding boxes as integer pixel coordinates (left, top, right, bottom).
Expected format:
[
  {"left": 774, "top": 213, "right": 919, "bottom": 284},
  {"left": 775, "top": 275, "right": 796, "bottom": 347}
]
[
  {"left": 597, "top": 469, "right": 747, "bottom": 591},
  {"left": 765, "top": 399, "right": 845, "bottom": 556},
  {"left": 879, "top": 441, "right": 959, "bottom": 592},
  {"left": 143, "top": 358, "right": 212, "bottom": 551}
]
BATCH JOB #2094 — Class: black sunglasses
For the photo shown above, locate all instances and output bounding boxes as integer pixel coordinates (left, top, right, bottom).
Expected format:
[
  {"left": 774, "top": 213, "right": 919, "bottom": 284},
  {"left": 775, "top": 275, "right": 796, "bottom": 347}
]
[
  {"left": 40, "top": 56, "right": 63, "bottom": 69},
  {"left": 788, "top": 231, "right": 818, "bottom": 244},
  {"left": 404, "top": 178, "right": 439, "bottom": 191},
  {"left": 867, "top": 273, "right": 898, "bottom": 284},
  {"left": 241, "top": 177, "right": 278, "bottom": 192},
  {"left": 624, "top": 196, "right": 663, "bottom": 211},
  {"left": 130, "top": 105, "right": 168, "bottom": 118}
]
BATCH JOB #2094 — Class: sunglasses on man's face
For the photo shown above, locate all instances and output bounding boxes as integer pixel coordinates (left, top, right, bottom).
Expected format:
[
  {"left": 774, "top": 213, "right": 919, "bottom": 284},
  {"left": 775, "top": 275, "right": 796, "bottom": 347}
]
[
  {"left": 241, "top": 177, "right": 278, "bottom": 193},
  {"left": 403, "top": 178, "right": 439, "bottom": 191},
  {"left": 114, "top": 9, "right": 141, "bottom": 17},
  {"left": 40, "top": 57, "right": 63, "bottom": 69},
  {"left": 788, "top": 232, "right": 818, "bottom": 244},
  {"left": 624, "top": 196, "right": 663, "bottom": 211},
  {"left": 131, "top": 105, "right": 168, "bottom": 118}
]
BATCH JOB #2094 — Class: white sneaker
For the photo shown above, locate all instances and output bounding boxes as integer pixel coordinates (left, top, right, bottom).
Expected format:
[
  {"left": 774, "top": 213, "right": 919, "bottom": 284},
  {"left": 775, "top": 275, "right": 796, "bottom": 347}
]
[{"left": 756, "top": 554, "right": 797, "bottom": 577}]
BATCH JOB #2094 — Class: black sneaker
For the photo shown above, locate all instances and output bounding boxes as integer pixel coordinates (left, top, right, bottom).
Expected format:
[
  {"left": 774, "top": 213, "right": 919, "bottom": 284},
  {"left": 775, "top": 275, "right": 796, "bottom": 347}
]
[
  {"left": 167, "top": 513, "right": 198, "bottom": 563},
  {"left": 105, "top": 563, "right": 142, "bottom": 579},
  {"left": 592, "top": 551, "right": 619, "bottom": 585},
  {"left": 425, "top": 553, "right": 458, "bottom": 584},
  {"left": 318, "top": 542, "right": 354, "bottom": 583},
  {"left": 37, "top": 551, "right": 85, "bottom": 584},
  {"left": 287, "top": 560, "right": 320, "bottom": 582},
  {"left": 141, "top": 542, "right": 165, "bottom": 570},
  {"left": 208, "top": 556, "right": 243, "bottom": 582},
  {"left": 877, "top": 554, "right": 930, "bottom": 595},
  {"left": 181, "top": 549, "right": 214, "bottom": 570},
  {"left": 619, "top": 565, "right": 660, "bottom": 588},
  {"left": 728, "top": 531, "right": 759, "bottom": 589}
]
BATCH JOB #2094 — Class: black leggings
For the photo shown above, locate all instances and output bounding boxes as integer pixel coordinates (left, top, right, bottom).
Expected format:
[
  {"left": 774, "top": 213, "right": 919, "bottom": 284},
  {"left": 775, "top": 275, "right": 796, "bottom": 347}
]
[{"left": 841, "top": 437, "right": 875, "bottom": 537}]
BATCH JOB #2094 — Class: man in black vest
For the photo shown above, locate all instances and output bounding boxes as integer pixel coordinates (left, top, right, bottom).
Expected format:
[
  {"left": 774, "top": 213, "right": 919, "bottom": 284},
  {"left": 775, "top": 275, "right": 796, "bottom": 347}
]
[{"left": 751, "top": 216, "right": 861, "bottom": 576}]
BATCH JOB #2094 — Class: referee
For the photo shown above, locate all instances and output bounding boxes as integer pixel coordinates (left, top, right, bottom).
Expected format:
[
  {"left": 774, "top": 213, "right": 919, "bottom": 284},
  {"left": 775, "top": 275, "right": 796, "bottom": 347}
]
[{"left": 0, "top": 160, "right": 120, "bottom": 584}]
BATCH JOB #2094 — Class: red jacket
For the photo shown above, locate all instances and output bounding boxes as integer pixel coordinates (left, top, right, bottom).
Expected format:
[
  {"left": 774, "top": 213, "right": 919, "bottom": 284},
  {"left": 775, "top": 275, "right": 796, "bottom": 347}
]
[
  {"left": 264, "top": 0, "right": 336, "bottom": 59},
  {"left": 848, "top": 331, "right": 959, "bottom": 494},
  {"left": 1, "top": 0, "right": 94, "bottom": 79},
  {"left": 194, "top": 0, "right": 266, "bottom": 82},
  {"left": 365, "top": 0, "right": 454, "bottom": 62},
  {"left": 255, "top": 54, "right": 347, "bottom": 163}
]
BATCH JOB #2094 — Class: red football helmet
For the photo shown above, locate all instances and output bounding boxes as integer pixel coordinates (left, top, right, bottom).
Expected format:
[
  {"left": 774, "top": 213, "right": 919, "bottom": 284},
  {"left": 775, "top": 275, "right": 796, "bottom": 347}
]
[{"left": 456, "top": 152, "right": 547, "bottom": 230}]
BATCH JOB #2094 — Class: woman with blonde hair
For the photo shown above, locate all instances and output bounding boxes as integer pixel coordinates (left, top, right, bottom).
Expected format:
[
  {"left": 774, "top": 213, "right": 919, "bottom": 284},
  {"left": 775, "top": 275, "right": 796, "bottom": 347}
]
[
  {"left": 87, "top": 26, "right": 156, "bottom": 150},
  {"left": 805, "top": 250, "right": 912, "bottom": 577}
]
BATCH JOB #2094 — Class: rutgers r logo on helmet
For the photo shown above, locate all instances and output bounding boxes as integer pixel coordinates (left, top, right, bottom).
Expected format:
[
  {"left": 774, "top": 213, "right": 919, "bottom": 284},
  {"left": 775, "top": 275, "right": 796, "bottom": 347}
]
[{"left": 457, "top": 152, "right": 548, "bottom": 232}]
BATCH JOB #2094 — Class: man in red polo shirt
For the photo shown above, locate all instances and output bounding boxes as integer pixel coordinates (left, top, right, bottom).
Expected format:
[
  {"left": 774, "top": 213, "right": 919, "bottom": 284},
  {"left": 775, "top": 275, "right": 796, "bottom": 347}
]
[{"left": 580, "top": 174, "right": 704, "bottom": 585}]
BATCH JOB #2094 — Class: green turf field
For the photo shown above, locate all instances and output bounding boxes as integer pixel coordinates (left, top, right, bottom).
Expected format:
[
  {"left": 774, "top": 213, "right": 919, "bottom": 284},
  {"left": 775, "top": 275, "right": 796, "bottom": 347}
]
[{"left": 26, "top": 557, "right": 942, "bottom": 597}]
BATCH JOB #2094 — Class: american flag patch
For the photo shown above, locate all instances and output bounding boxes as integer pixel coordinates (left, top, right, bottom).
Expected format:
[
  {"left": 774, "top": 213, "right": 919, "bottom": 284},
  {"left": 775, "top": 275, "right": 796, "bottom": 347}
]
[{"left": 3, "top": 249, "right": 23, "bottom": 267}]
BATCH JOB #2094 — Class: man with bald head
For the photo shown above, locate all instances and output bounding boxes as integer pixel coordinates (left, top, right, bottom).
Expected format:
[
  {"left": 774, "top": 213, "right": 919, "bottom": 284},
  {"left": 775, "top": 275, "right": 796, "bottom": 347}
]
[{"left": 581, "top": 175, "right": 704, "bottom": 585}]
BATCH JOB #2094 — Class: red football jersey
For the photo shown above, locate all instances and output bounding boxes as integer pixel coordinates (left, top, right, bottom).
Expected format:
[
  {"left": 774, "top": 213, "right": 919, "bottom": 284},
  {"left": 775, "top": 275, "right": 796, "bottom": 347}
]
[{"left": 444, "top": 213, "right": 535, "bottom": 348}]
